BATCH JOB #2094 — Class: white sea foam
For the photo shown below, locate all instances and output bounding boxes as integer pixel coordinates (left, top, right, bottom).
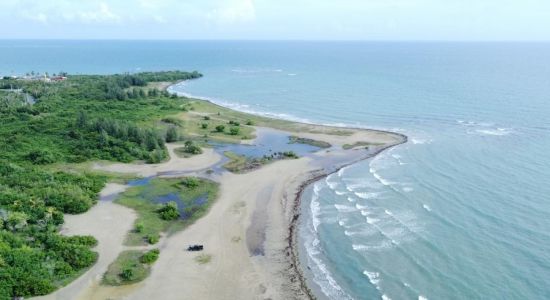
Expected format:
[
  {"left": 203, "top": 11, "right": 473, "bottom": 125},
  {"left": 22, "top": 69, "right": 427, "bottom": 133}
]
[
  {"left": 423, "top": 204, "right": 432, "bottom": 212},
  {"left": 366, "top": 217, "right": 379, "bottom": 224},
  {"left": 382, "top": 295, "right": 392, "bottom": 300},
  {"left": 363, "top": 270, "right": 381, "bottom": 288},
  {"left": 419, "top": 296, "right": 428, "bottom": 300},
  {"left": 325, "top": 175, "right": 339, "bottom": 190},
  {"left": 334, "top": 204, "right": 357, "bottom": 213},
  {"left": 337, "top": 166, "right": 348, "bottom": 177},
  {"left": 347, "top": 197, "right": 356, "bottom": 202},
  {"left": 411, "top": 138, "right": 432, "bottom": 145},
  {"left": 403, "top": 187, "right": 414, "bottom": 192},
  {"left": 474, "top": 128, "right": 512, "bottom": 136},
  {"left": 335, "top": 190, "right": 346, "bottom": 195},
  {"left": 310, "top": 194, "right": 321, "bottom": 232},
  {"left": 360, "top": 210, "right": 369, "bottom": 216},
  {"left": 370, "top": 170, "right": 394, "bottom": 186},
  {"left": 313, "top": 182, "right": 322, "bottom": 194},
  {"left": 384, "top": 209, "right": 394, "bottom": 216},
  {"left": 355, "top": 203, "right": 369, "bottom": 210},
  {"left": 304, "top": 234, "right": 353, "bottom": 299},
  {"left": 355, "top": 192, "right": 379, "bottom": 199}
]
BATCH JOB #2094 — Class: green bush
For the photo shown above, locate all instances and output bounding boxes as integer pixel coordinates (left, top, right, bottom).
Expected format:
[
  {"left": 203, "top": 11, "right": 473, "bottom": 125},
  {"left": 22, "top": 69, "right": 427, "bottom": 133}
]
[
  {"left": 146, "top": 233, "right": 160, "bottom": 245},
  {"left": 181, "top": 177, "right": 200, "bottom": 189},
  {"left": 157, "top": 202, "right": 180, "bottom": 220},
  {"left": 215, "top": 125, "right": 225, "bottom": 132},
  {"left": 182, "top": 141, "right": 202, "bottom": 155},
  {"left": 25, "top": 149, "right": 56, "bottom": 165},
  {"left": 165, "top": 126, "right": 179, "bottom": 143},
  {"left": 201, "top": 123, "right": 208, "bottom": 129},
  {"left": 229, "top": 127, "right": 240, "bottom": 135},
  {"left": 135, "top": 222, "right": 144, "bottom": 233},
  {"left": 203, "top": 116, "right": 210, "bottom": 120},
  {"left": 140, "top": 249, "right": 160, "bottom": 264}
]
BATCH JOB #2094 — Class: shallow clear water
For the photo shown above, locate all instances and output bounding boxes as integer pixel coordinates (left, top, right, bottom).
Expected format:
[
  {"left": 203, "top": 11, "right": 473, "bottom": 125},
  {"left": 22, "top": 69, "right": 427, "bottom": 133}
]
[
  {"left": 209, "top": 127, "right": 321, "bottom": 158},
  {"left": 2, "top": 40, "right": 550, "bottom": 299}
]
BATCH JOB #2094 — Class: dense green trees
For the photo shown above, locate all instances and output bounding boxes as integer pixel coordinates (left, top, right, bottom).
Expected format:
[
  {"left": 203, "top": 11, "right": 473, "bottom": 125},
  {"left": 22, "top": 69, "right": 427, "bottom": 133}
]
[{"left": 0, "top": 71, "right": 201, "bottom": 298}]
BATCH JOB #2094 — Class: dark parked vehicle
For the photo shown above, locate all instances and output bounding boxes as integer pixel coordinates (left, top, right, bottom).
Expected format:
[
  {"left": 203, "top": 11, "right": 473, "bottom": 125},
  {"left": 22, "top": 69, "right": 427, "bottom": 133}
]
[{"left": 187, "top": 244, "right": 204, "bottom": 251}]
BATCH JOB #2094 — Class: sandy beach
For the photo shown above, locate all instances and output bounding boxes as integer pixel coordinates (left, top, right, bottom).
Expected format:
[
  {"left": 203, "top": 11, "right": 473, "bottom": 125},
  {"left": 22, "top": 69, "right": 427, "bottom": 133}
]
[{"left": 32, "top": 102, "right": 405, "bottom": 300}]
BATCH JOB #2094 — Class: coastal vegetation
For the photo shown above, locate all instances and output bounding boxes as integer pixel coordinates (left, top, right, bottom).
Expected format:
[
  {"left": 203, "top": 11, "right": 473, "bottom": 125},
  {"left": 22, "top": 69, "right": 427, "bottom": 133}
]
[
  {"left": 115, "top": 177, "right": 218, "bottom": 246},
  {"left": 289, "top": 135, "right": 331, "bottom": 148},
  {"left": 223, "top": 150, "right": 299, "bottom": 173},
  {"left": 174, "top": 140, "right": 203, "bottom": 158},
  {"left": 102, "top": 249, "right": 159, "bottom": 285},
  {"left": 0, "top": 71, "right": 202, "bottom": 298}
]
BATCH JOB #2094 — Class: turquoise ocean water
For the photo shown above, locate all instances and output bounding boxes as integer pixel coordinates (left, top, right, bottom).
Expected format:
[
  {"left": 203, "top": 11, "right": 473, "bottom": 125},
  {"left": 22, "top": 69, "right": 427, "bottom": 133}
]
[{"left": 1, "top": 40, "right": 549, "bottom": 299}]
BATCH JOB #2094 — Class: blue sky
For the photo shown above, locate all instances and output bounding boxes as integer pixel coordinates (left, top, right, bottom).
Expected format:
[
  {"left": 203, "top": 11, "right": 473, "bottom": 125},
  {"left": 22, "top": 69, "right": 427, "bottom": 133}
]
[{"left": 1, "top": 0, "right": 549, "bottom": 40}]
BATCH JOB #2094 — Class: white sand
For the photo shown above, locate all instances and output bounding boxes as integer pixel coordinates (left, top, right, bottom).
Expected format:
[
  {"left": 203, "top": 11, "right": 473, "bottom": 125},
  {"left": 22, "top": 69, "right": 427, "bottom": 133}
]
[
  {"left": 34, "top": 184, "right": 136, "bottom": 300},
  {"left": 34, "top": 127, "right": 403, "bottom": 300},
  {"left": 93, "top": 143, "right": 222, "bottom": 177}
]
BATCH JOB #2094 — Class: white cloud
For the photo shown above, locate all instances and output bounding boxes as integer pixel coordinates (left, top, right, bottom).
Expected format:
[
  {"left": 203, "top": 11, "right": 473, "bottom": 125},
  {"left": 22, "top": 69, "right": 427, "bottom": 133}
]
[
  {"left": 71, "top": 2, "right": 121, "bottom": 23},
  {"left": 207, "top": 0, "right": 256, "bottom": 24}
]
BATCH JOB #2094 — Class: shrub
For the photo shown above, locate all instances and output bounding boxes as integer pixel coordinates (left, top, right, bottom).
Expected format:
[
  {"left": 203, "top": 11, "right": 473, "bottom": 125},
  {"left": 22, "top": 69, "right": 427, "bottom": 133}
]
[
  {"left": 181, "top": 177, "right": 200, "bottom": 189},
  {"left": 120, "top": 268, "right": 134, "bottom": 281},
  {"left": 135, "top": 222, "right": 144, "bottom": 233},
  {"left": 201, "top": 123, "right": 208, "bottom": 129},
  {"left": 215, "top": 125, "right": 225, "bottom": 133},
  {"left": 229, "top": 127, "right": 240, "bottom": 135},
  {"left": 245, "top": 120, "right": 254, "bottom": 125},
  {"left": 140, "top": 249, "right": 160, "bottom": 264},
  {"left": 26, "top": 149, "right": 56, "bottom": 165},
  {"left": 228, "top": 120, "right": 240, "bottom": 126},
  {"left": 146, "top": 233, "right": 159, "bottom": 244},
  {"left": 157, "top": 201, "right": 180, "bottom": 220},
  {"left": 203, "top": 116, "right": 210, "bottom": 120},
  {"left": 182, "top": 141, "right": 202, "bottom": 155},
  {"left": 165, "top": 126, "right": 179, "bottom": 143}
]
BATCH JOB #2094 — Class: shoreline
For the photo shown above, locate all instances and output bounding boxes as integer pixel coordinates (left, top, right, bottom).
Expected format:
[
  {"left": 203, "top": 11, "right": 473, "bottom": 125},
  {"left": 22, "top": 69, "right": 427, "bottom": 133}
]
[
  {"left": 287, "top": 136, "right": 407, "bottom": 300},
  {"left": 36, "top": 79, "right": 407, "bottom": 300},
  {"left": 167, "top": 81, "right": 409, "bottom": 299}
]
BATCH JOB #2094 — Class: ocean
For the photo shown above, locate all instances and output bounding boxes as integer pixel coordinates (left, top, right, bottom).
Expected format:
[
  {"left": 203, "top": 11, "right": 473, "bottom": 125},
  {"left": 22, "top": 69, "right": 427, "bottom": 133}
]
[{"left": 2, "top": 40, "right": 550, "bottom": 299}]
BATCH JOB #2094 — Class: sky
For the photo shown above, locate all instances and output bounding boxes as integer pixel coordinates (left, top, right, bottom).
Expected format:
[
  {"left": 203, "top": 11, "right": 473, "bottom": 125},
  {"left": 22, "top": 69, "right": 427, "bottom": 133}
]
[{"left": 0, "top": 0, "right": 549, "bottom": 40}]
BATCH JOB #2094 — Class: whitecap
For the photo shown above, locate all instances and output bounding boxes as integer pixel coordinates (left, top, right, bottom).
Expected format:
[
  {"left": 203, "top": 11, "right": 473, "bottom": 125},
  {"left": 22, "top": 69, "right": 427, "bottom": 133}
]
[
  {"left": 360, "top": 210, "right": 369, "bottom": 216},
  {"left": 474, "top": 128, "right": 512, "bottom": 136},
  {"left": 384, "top": 209, "right": 393, "bottom": 216},
  {"left": 334, "top": 204, "right": 357, "bottom": 213},
  {"left": 335, "top": 190, "right": 346, "bottom": 195},
  {"left": 288, "top": 73, "right": 297, "bottom": 76},
  {"left": 310, "top": 194, "right": 321, "bottom": 231},
  {"left": 422, "top": 204, "right": 432, "bottom": 212},
  {"left": 363, "top": 270, "right": 381, "bottom": 287},
  {"left": 355, "top": 192, "right": 379, "bottom": 199},
  {"left": 419, "top": 296, "right": 428, "bottom": 300},
  {"left": 355, "top": 203, "right": 368, "bottom": 210},
  {"left": 366, "top": 217, "right": 379, "bottom": 224},
  {"left": 382, "top": 295, "right": 392, "bottom": 300},
  {"left": 347, "top": 197, "right": 356, "bottom": 202},
  {"left": 411, "top": 138, "right": 432, "bottom": 144}
]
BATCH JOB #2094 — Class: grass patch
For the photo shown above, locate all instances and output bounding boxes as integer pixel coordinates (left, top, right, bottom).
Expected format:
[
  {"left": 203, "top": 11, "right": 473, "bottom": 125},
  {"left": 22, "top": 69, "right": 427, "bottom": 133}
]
[
  {"left": 116, "top": 177, "right": 219, "bottom": 246},
  {"left": 222, "top": 150, "right": 299, "bottom": 173},
  {"left": 194, "top": 254, "right": 212, "bottom": 265},
  {"left": 289, "top": 135, "right": 331, "bottom": 148},
  {"left": 183, "top": 99, "right": 355, "bottom": 136},
  {"left": 102, "top": 250, "right": 155, "bottom": 286}
]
